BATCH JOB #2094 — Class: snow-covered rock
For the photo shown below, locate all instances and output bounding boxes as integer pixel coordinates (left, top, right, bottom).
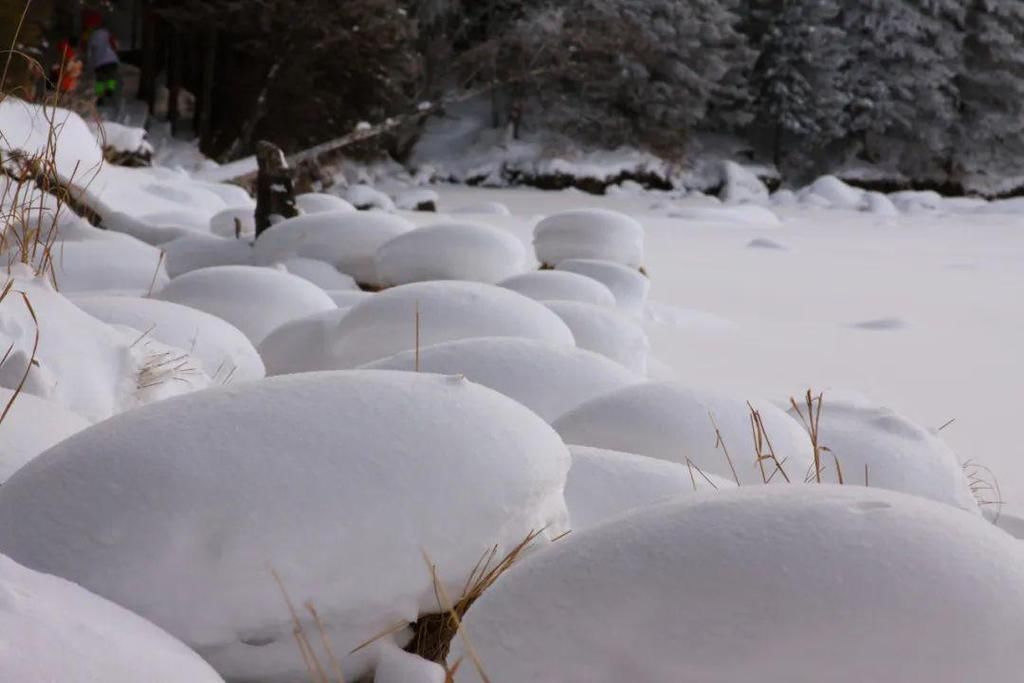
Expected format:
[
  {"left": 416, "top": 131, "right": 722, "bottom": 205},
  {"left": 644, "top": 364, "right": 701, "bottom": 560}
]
[
  {"left": 453, "top": 485, "right": 1024, "bottom": 683},
  {"left": 500, "top": 271, "right": 616, "bottom": 307},
  {"left": 719, "top": 160, "right": 770, "bottom": 204},
  {"left": 0, "top": 270, "right": 209, "bottom": 421},
  {"left": 799, "top": 175, "right": 865, "bottom": 210},
  {"left": 554, "top": 382, "right": 815, "bottom": 485},
  {"left": 863, "top": 191, "right": 900, "bottom": 216},
  {"left": 72, "top": 295, "right": 266, "bottom": 383},
  {"left": 544, "top": 300, "right": 649, "bottom": 374},
  {"left": 159, "top": 233, "right": 254, "bottom": 277},
  {"left": 279, "top": 257, "right": 359, "bottom": 291},
  {"left": 375, "top": 222, "right": 525, "bottom": 286},
  {"left": 788, "top": 395, "right": 978, "bottom": 512},
  {"left": 0, "top": 371, "right": 570, "bottom": 682},
  {"left": 257, "top": 308, "right": 349, "bottom": 375},
  {"left": 0, "top": 553, "right": 225, "bottom": 683},
  {"left": 89, "top": 120, "right": 152, "bottom": 156},
  {"left": 0, "top": 98, "right": 103, "bottom": 183},
  {"left": 554, "top": 259, "right": 650, "bottom": 314},
  {"left": 345, "top": 184, "right": 395, "bottom": 211},
  {"left": 890, "top": 190, "right": 944, "bottom": 212},
  {"left": 252, "top": 211, "right": 415, "bottom": 286},
  {"left": 0, "top": 389, "right": 89, "bottom": 483},
  {"left": 565, "top": 445, "right": 733, "bottom": 530},
  {"left": 270, "top": 281, "right": 575, "bottom": 370},
  {"left": 209, "top": 206, "right": 256, "bottom": 239},
  {"left": 17, "top": 239, "right": 169, "bottom": 295},
  {"left": 295, "top": 192, "right": 356, "bottom": 215},
  {"left": 153, "top": 265, "right": 336, "bottom": 344},
  {"left": 533, "top": 208, "right": 645, "bottom": 268},
  {"left": 395, "top": 188, "right": 439, "bottom": 211},
  {"left": 363, "top": 337, "right": 642, "bottom": 422}
]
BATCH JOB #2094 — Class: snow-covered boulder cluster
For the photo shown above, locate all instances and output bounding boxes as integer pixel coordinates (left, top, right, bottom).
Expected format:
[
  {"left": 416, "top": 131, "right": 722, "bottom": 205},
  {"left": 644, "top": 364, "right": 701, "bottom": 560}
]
[{"left": 1, "top": 97, "right": 1018, "bottom": 683}]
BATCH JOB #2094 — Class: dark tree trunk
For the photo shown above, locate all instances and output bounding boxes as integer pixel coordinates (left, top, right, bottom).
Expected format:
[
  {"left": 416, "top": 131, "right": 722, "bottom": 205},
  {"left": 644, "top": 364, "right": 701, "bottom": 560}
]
[{"left": 254, "top": 141, "right": 298, "bottom": 238}]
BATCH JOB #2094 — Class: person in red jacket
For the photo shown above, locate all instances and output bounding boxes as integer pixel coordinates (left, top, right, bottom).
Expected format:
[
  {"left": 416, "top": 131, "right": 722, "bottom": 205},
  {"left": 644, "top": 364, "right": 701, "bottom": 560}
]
[{"left": 49, "top": 37, "right": 83, "bottom": 95}]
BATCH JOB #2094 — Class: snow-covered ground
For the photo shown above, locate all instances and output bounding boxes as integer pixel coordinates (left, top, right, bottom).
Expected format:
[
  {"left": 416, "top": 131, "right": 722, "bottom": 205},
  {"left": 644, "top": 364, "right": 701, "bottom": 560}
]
[{"left": 433, "top": 185, "right": 1024, "bottom": 502}]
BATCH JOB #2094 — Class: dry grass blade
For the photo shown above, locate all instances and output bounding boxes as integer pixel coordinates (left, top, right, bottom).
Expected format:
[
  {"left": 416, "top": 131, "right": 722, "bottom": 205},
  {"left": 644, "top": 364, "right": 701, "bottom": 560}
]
[
  {"left": 685, "top": 457, "right": 720, "bottom": 491},
  {"left": 708, "top": 411, "right": 741, "bottom": 485},
  {"left": 748, "top": 402, "right": 791, "bottom": 484},
  {"left": 790, "top": 390, "right": 826, "bottom": 484},
  {"left": 306, "top": 602, "right": 346, "bottom": 683},
  {"left": 962, "top": 459, "right": 1004, "bottom": 515},
  {"left": 270, "top": 568, "right": 339, "bottom": 683}
]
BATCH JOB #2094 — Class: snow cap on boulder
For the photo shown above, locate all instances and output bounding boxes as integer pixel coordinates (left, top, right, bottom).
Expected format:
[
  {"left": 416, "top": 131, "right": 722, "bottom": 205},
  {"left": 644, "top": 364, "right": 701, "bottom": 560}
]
[
  {"left": 555, "top": 259, "right": 650, "bottom": 314},
  {"left": 533, "top": 208, "right": 645, "bottom": 268},
  {"left": 375, "top": 222, "right": 525, "bottom": 286},
  {"left": 544, "top": 300, "right": 649, "bottom": 374},
  {"left": 500, "top": 270, "right": 616, "bottom": 307}
]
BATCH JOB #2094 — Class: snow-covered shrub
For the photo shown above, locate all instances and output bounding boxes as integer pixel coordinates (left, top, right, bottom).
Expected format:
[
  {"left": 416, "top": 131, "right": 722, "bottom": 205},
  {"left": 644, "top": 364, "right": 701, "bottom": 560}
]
[
  {"left": 533, "top": 208, "right": 644, "bottom": 268},
  {"left": 260, "top": 281, "right": 574, "bottom": 371},
  {"left": 364, "top": 337, "right": 642, "bottom": 422},
  {"left": 554, "top": 382, "right": 814, "bottom": 485},
  {"left": 252, "top": 211, "right": 415, "bottom": 287},
  {"left": 555, "top": 258, "right": 650, "bottom": 314},
  {"left": 0, "top": 554, "right": 224, "bottom": 682},
  {"left": 544, "top": 300, "right": 649, "bottom": 374},
  {"left": 375, "top": 222, "right": 525, "bottom": 286},
  {"left": 295, "top": 192, "right": 356, "bottom": 215},
  {"left": 72, "top": 295, "right": 266, "bottom": 384},
  {"left": 152, "top": 265, "right": 335, "bottom": 344},
  {"left": 0, "top": 371, "right": 570, "bottom": 682},
  {"left": 788, "top": 393, "right": 977, "bottom": 511},
  {"left": 453, "top": 485, "right": 1024, "bottom": 682},
  {"left": 565, "top": 445, "right": 733, "bottom": 530},
  {"left": 499, "top": 271, "right": 616, "bottom": 307}
]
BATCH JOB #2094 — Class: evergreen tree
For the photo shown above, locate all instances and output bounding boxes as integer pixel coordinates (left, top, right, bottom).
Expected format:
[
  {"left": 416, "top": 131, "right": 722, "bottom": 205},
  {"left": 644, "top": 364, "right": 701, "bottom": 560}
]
[
  {"left": 839, "top": 0, "right": 964, "bottom": 176},
  {"left": 954, "top": 0, "right": 1024, "bottom": 188},
  {"left": 750, "top": 0, "right": 849, "bottom": 175}
]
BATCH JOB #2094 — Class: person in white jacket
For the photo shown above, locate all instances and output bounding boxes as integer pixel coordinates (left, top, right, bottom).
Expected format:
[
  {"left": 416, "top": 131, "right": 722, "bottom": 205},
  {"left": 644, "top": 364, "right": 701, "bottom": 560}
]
[{"left": 83, "top": 10, "right": 119, "bottom": 105}]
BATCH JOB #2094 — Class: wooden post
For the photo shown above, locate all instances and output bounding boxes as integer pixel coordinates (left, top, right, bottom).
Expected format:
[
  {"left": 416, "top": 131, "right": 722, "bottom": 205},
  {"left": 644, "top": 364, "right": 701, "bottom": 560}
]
[{"left": 254, "top": 141, "right": 298, "bottom": 238}]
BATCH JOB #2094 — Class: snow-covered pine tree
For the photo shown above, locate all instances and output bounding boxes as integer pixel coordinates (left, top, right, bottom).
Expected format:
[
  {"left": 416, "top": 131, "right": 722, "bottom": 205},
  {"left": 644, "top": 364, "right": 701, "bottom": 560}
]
[
  {"left": 839, "top": 0, "right": 964, "bottom": 178},
  {"left": 750, "top": 0, "right": 849, "bottom": 176},
  {"left": 954, "top": 0, "right": 1024, "bottom": 191}
]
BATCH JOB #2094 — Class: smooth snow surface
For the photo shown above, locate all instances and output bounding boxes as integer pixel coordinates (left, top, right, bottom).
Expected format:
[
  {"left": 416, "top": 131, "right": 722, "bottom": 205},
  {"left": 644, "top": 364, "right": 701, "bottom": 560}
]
[
  {"left": 0, "top": 271, "right": 208, "bottom": 421},
  {"left": 0, "top": 553, "right": 225, "bottom": 682},
  {"left": 789, "top": 394, "right": 978, "bottom": 511},
  {"left": 554, "top": 258, "right": 650, "bottom": 313},
  {"left": 533, "top": 208, "right": 645, "bottom": 268},
  {"left": 252, "top": 211, "right": 414, "bottom": 286},
  {"left": 500, "top": 270, "right": 616, "bottom": 307},
  {"left": 72, "top": 295, "right": 266, "bottom": 383},
  {"left": 544, "top": 300, "right": 649, "bottom": 373},
  {"left": 0, "top": 371, "right": 570, "bottom": 682},
  {"left": 565, "top": 445, "right": 733, "bottom": 530},
  {"left": 375, "top": 222, "right": 525, "bottom": 285},
  {"left": 363, "top": 337, "right": 642, "bottom": 422},
  {"left": 279, "top": 257, "right": 359, "bottom": 290},
  {"left": 15, "top": 238, "right": 168, "bottom": 295},
  {"left": 153, "top": 265, "right": 336, "bottom": 344},
  {"left": 554, "top": 382, "right": 814, "bottom": 485},
  {"left": 300, "top": 281, "right": 575, "bottom": 369},
  {"left": 453, "top": 485, "right": 1024, "bottom": 683},
  {"left": 295, "top": 192, "right": 356, "bottom": 215},
  {"left": 0, "top": 389, "right": 89, "bottom": 483}
]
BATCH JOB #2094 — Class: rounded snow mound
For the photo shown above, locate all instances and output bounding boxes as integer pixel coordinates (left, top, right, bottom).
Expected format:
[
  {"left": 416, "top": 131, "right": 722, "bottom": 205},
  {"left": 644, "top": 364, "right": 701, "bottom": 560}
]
[
  {"left": 375, "top": 222, "right": 525, "bottom": 286},
  {"left": 153, "top": 265, "right": 335, "bottom": 344},
  {"left": 160, "top": 233, "right": 253, "bottom": 278},
  {"left": 799, "top": 175, "right": 865, "bottom": 210},
  {"left": 252, "top": 211, "right": 414, "bottom": 286},
  {"left": 345, "top": 184, "right": 395, "bottom": 211},
  {"left": 500, "top": 271, "right": 616, "bottom": 307},
  {"left": 554, "top": 382, "right": 814, "bottom": 485},
  {"left": 10, "top": 238, "right": 169, "bottom": 295},
  {"left": 299, "top": 281, "right": 575, "bottom": 370},
  {"left": 533, "top": 208, "right": 645, "bottom": 268},
  {"left": 295, "top": 192, "right": 356, "bottom": 215},
  {"left": 0, "top": 553, "right": 224, "bottom": 682},
  {"left": 209, "top": 206, "right": 255, "bottom": 239},
  {"left": 363, "top": 337, "right": 642, "bottom": 422},
  {"left": 279, "top": 257, "right": 359, "bottom": 291},
  {"left": 257, "top": 308, "right": 349, "bottom": 375},
  {"left": 555, "top": 259, "right": 650, "bottom": 314},
  {"left": 453, "top": 485, "right": 1024, "bottom": 683},
  {"left": 73, "top": 295, "right": 265, "bottom": 383},
  {"left": 1, "top": 272, "right": 208, "bottom": 421},
  {"left": 0, "top": 371, "right": 570, "bottom": 682},
  {"left": 544, "top": 300, "right": 649, "bottom": 374},
  {"left": 985, "top": 505, "right": 1024, "bottom": 540},
  {"left": 327, "top": 289, "right": 372, "bottom": 309},
  {"left": 789, "top": 394, "right": 977, "bottom": 511},
  {"left": 0, "top": 389, "right": 89, "bottom": 483},
  {"left": 566, "top": 445, "right": 733, "bottom": 531},
  {"left": 395, "top": 188, "right": 439, "bottom": 211}
]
